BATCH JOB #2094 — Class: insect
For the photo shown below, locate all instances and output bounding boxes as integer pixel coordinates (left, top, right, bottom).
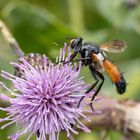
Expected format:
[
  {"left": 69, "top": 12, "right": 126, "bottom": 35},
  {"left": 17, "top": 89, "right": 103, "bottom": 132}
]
[{"left": 68, "top": 37, "right": 127, "bottom": 110}]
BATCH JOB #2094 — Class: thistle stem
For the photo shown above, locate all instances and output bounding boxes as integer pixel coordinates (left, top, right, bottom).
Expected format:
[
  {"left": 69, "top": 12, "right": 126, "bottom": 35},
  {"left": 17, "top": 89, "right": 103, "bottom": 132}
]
[
  {"left": 0, "top": 20, "right": 24, "bottom": 57},
  {"left": 83, "top": 97, "right": 140, "bottom": 137}
]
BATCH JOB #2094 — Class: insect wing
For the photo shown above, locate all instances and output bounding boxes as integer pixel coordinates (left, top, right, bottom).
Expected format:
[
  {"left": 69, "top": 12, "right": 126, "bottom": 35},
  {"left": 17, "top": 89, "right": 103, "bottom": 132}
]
[{"left": 100, "top": 40, "right": 127, "bottom": 53}]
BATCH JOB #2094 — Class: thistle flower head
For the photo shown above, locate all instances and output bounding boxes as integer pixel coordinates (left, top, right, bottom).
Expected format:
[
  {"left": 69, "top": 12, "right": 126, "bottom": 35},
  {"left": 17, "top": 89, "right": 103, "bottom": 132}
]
[{"left": 0, "top": 44, "right": 91, "bottom": 140}]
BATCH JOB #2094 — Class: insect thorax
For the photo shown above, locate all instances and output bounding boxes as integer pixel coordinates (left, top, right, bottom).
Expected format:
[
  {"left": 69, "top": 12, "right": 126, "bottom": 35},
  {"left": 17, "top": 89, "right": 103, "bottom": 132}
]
[{"left": 79, "top": 43, "right": 101, "bottom": 65}]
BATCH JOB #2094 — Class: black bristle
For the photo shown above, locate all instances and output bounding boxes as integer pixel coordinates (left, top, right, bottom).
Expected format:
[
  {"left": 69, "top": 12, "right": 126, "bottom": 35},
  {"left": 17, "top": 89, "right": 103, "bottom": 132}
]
[{"left": 37, "top": 130, "right": 40, "bottom": 137}]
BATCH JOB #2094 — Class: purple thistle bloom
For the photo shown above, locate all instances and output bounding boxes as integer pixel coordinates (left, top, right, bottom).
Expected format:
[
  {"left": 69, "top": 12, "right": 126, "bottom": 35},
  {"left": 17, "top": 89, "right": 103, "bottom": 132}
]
[{"left": 0, "top": 44, "right": 92, "bottom": 140}]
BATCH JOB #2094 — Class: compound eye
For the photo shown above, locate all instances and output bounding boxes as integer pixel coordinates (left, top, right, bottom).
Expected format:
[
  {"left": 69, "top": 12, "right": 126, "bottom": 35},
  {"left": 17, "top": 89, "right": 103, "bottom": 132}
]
[
  {"left": 70, "top": 39, "right": 76, "bottom": 49},
  {"left": 70, "top": 37, "right": 82, "bottom": 50},
  {"left": 70, "top": 39, "right": 76, "bottom": 44}
]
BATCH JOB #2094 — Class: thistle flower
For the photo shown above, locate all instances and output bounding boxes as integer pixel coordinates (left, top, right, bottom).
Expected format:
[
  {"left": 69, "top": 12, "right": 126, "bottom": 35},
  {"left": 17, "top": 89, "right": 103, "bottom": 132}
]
[{"left": 0, "top": 44, "right": 91, "bottom": 140}]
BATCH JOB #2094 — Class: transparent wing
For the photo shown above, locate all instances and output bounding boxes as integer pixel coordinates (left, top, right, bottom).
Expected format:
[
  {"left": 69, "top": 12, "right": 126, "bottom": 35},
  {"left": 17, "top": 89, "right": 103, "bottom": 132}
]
[{"left": 100, "top": 40, "right": 127, "bottom": 53}]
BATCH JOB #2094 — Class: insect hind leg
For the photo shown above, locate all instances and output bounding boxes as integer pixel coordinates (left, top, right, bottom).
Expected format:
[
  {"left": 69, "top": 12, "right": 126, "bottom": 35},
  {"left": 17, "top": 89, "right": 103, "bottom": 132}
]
[
  {"left": 78, "top": 65, "right": 99, "bottom": 107},
  {"left": 91, "top": 71, "right": 104, "bottom": 101},
  {"left": 90, "top": 71, "right": 104, "bottom": 111},
  {"left": 77, "top": 80, "right": 98, "bottom": 107}
]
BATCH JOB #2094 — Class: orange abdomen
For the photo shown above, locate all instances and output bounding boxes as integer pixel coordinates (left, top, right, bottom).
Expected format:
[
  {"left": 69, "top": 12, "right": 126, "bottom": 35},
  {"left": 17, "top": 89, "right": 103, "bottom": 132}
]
[{"left": 103, "top": 60, "right": 121, "bottom": 83}]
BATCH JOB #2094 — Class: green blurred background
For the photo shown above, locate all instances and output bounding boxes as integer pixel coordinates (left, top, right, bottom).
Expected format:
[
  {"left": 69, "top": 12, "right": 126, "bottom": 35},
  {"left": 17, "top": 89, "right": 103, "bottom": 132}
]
[{"left": 0, "top": 0, "right": 140, "bottom": 139}]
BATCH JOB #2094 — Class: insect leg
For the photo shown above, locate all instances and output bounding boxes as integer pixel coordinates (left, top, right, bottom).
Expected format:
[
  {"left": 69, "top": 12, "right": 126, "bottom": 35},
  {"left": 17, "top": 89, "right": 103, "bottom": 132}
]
[
  {"left": 69, "top": 51, "right": 78, "bottom": 60},
  {"left": 78, "top": 65, "right": 99, "bottom": 107},
  {"left": 63, "top": 57, "right": 90, "bottom": 65},
  {"left": 55, "top": 51, "right": 78, "bottom": 65},
  {"left": 91, "top": 71, "right": 104, "bottom": 101},
  {"left": 37, "top": 130, "right": 40, "bottom": 137},
  {"left": 90, "top": 71, "right": 104, "bottom": 111}
]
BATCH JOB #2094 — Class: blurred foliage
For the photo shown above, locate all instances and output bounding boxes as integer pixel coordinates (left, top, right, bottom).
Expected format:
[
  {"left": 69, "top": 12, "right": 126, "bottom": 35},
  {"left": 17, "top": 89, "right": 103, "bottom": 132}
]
[{"left": 0, "top": 0, "right": 140, "bottom": 140}]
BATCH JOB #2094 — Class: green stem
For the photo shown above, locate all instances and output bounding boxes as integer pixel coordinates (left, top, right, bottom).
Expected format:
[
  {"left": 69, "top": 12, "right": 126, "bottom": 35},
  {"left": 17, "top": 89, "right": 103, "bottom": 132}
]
[{"left": 68, "top": 0, "right": 85, "bottom": 34}]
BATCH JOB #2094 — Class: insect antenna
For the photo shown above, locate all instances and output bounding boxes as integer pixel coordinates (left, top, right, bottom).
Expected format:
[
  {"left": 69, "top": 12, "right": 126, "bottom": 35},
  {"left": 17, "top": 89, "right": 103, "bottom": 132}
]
[
  {"left": 65, "top": 35, "right": 76, "bottom": 40},
  {"left": 53, "top": 41, "right": 65, "bottom": 46}
]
